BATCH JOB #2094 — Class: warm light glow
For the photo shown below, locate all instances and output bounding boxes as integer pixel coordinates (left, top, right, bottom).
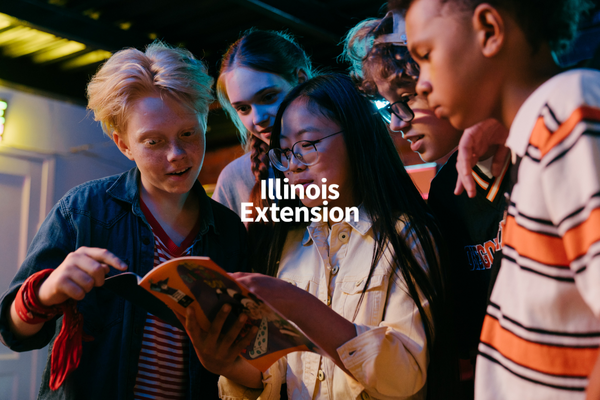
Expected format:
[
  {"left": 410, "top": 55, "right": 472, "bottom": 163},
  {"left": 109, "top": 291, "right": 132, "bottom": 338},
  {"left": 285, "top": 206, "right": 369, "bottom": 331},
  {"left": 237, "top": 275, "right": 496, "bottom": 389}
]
[
  {"left": 32, "top": 40, "right": 87, "bottom": 63},
  {"left": 0, "top": 100, "right": 7, "bottom": 143},
  {"left": 3, "top": 30, "right": 57, "bottom": 57},
  {"left": 61, "top": 50, "right": 112, "bottom": 69},
  {"left": 118, "top": 21, "right": 132, "bottom": 30}
]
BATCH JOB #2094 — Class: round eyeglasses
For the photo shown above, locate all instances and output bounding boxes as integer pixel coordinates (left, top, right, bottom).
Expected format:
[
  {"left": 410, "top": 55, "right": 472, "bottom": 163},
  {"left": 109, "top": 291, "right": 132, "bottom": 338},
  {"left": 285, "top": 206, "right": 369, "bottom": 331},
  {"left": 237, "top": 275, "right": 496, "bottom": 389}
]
[
  {"left": 374, "top": 94, "right": 416, "bottom": 124},
  {"left": 268, "top": 130, "right": 343, "bottom": 172}
]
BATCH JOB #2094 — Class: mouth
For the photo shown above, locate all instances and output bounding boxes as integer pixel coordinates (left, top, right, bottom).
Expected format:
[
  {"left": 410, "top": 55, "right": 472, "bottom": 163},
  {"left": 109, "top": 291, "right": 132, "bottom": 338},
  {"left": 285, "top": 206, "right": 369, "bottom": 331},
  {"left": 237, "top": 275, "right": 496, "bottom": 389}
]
[
  {"left": 404, "top": 134, "right": 425, "bottom": 144},
  {"left": 291, "top": 179, "right": 313, "bottom": 189},
  {"left": 258, "top": 128, "right": 272, "bottom": 138},
  {"left": 167, "top": 167, "right": 191, "bottom": 176},
  {"left": 404, "top": 134, "right": 426, "bottom": 153}
]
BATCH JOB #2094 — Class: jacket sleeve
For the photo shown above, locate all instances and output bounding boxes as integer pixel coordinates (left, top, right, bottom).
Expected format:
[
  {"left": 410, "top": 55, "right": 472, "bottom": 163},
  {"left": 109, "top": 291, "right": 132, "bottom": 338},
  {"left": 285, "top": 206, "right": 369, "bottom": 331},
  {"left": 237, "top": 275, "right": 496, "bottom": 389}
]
[
  {"left": 218, "top": 357, "right": 287, "bottom": 400},
  {"left": 0, "top": 200, "right": 75, "bottom": 351},
  {"left": 336, "top": 222, "right": 430, "bottom": 400}
]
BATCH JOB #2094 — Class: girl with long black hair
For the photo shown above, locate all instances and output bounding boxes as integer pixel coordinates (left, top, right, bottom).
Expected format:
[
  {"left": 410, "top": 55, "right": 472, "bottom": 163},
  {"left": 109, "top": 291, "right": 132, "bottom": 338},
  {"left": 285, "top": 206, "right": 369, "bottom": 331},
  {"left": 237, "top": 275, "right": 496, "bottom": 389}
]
[{"left": 186, "top": 74, "right": 454, "bottom": 399}]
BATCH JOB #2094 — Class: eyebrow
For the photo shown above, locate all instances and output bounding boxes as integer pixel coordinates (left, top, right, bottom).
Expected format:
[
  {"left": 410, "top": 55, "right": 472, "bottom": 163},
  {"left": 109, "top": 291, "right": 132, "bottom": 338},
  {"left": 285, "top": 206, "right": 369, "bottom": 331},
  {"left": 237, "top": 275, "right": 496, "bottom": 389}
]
[
  {"left": 280, "top": 127, "right": 323, "bottom": 142},
  {"left": 230, "top": 85, "right": 279, "bottom": 107}
]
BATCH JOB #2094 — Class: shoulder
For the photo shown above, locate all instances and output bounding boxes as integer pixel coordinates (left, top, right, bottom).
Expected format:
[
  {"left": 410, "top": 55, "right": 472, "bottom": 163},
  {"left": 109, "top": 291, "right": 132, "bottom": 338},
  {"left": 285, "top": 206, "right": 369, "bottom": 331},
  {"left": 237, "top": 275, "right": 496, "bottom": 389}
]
[
  {"left": 428, "top": 152, "right": 458, "bottom": 209},
  {"left": 218, "top": 153, "right": 254, "bottom": 182},
  {"left": 59, "top": 170, "right": 129, "bottom": 208},
  {"left": 545, "top": 69, "right": 600, "bottom": 121},
  {"left": 213, "top": 153, "right": 255, "bottom": 205},
  {"left": 209, "top": 197, "right": 246, "bottom": 232}
]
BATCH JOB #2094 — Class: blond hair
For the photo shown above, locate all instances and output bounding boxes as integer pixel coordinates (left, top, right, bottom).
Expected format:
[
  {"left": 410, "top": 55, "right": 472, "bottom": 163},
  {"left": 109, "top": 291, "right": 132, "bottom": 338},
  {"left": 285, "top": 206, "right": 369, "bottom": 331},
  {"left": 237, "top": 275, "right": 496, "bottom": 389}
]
[{"left": 87, "top": 41, "right": 214, "bottom": 137}]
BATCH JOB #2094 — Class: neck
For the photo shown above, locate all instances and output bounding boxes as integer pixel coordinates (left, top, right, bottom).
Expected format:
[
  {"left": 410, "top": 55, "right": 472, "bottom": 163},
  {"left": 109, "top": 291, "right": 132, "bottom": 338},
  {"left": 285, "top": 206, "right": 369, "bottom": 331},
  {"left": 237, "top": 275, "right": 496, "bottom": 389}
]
[
  {"left": 498, "top": 43, "right": 561, "bottom": 128},
  {"left": 139, "top": 178, "right": 200, "bottom": 247},
  {"left": 140, "top": 182, "right": 192, "bottom": 214}
]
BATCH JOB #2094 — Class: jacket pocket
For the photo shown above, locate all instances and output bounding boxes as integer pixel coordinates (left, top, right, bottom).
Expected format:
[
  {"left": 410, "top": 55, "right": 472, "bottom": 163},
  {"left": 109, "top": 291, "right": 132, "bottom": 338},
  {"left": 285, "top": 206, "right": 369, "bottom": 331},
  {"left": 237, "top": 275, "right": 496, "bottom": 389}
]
[{"left": 340, "top": 274, "right": 387, "bottom": 325}]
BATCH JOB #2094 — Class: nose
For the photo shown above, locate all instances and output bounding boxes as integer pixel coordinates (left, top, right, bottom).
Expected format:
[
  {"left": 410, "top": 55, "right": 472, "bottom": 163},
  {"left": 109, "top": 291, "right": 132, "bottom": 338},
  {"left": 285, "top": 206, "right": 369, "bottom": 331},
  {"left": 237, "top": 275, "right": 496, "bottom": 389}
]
[
  {"left": 252, "top": 106, "right": 270, "bottom": 127},
  {"left": 416, "top": 74, "right": 432, "bottom": 98},
  {"left": 389, "top": 113, "right": 411, "bottom": 133},
  {"left": 287, "top": 151, "right": 307, "bottom": 172},
  {"left": 167, "top": 142, "right": 186, "bottom": 162}
]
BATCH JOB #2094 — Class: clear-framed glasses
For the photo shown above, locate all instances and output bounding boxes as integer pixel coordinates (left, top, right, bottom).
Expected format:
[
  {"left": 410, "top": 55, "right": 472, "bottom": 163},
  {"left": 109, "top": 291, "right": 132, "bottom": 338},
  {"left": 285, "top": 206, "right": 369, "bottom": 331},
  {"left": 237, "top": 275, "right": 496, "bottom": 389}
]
[
  {"left": 374, "top": 94, "right": 416, "bottom": 124},
  {"left": 268, "top": 130, "right": 343, "bottom": 172}
]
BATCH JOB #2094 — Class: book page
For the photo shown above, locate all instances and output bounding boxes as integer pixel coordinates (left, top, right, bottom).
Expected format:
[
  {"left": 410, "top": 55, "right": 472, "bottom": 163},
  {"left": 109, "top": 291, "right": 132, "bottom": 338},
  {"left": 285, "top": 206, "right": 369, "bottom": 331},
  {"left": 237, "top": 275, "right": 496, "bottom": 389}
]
[{"left": 139, "top": 256, "right": 322, "bottom": 372}]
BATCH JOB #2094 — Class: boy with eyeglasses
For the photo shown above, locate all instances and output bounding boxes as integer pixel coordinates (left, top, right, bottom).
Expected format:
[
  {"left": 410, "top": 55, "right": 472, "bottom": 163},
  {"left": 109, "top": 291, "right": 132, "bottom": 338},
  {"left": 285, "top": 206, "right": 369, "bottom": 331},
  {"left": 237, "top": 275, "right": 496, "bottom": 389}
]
[
  {"left": 390, "top": 0, "right": 600, "bottom": 398},
  {"left": 343, "top": 13, "right": 510, "bottom": 398}
]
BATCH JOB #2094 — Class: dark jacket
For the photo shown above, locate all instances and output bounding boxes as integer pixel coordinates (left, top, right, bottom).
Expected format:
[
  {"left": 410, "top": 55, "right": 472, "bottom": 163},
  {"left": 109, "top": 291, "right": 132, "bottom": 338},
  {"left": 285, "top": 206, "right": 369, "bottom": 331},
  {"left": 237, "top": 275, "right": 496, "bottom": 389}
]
[{"left": 0, "top": 168, "right": 248, "bottom": 399}]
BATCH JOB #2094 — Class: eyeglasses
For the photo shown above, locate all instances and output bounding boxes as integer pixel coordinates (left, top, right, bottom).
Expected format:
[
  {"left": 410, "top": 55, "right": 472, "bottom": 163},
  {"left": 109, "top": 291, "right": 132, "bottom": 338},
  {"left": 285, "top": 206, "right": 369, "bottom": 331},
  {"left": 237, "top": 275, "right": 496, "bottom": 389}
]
[
  {"left": 374, "top": 94, "right": 416, "bottom": 124},
  {"left": 268, "top": 130, "right": 343, "bottom": 172}
]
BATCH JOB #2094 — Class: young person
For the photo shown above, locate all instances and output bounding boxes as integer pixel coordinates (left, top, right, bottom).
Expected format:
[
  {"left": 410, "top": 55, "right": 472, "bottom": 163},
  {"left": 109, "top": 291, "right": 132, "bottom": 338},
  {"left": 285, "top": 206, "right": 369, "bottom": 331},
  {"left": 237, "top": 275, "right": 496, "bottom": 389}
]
[
  {"left": 390, "top": 0, "right": 600, "bottom": 398},
  {"left": 212, "top": 29, "right": 313, "bottom": 217},
  {"left": 0, "top": 42, "right": 248, "bottom": 399},
  {"left": 183, "top": 73, "right": 457, "bottom": 400},
  {"left": 343, "top": 13, "right": 509, "bottom": 397}
]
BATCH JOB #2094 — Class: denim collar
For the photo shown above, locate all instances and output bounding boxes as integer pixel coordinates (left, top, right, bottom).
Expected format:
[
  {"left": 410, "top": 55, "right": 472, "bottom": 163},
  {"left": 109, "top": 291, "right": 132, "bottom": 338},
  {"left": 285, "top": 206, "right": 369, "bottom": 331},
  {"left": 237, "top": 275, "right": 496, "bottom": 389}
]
[{"left": 106, "top": 167, "right": 217, "bottom": 236}]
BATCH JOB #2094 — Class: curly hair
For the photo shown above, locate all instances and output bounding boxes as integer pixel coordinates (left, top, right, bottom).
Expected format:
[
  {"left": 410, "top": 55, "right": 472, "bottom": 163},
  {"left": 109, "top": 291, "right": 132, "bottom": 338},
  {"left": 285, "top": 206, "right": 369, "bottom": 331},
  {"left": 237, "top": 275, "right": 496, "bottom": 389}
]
[
  {"left": 341, "top": 17, "right": 420, "bottom": 98},
  {"left": 87, "top": 40, "right": 214, "bottom": 137},
  {"left": 388, "top": 0, "right": 594, "bottom": 55}
]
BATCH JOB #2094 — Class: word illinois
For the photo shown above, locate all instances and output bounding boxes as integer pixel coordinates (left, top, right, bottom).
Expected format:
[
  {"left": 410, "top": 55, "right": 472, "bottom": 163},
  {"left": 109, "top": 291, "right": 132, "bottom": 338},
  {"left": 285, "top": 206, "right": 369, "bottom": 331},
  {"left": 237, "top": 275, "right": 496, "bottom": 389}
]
[{"left": 241, "top": 178, "right": 359, "bottom": 223}]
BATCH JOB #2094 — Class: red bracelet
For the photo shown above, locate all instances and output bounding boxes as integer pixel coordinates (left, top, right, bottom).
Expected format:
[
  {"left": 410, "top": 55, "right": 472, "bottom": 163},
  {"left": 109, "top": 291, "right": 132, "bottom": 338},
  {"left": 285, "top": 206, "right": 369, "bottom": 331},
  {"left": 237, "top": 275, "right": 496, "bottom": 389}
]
[
  {"left": 14, "top": 268, "right": 94, "bottom": 390},
  {"left": 14, "top": 269, "right": 60, "bottom": 324}
]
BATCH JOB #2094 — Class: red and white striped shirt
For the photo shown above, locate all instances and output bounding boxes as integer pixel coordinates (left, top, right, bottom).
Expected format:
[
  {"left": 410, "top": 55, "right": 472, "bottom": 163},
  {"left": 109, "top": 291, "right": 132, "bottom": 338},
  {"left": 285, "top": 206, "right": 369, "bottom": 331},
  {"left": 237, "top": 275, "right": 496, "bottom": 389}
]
[
  {"left": 134, "top": 199, "right": 201, "bottom": 400},
  {"left": 475, "top": 69, "right": 600, "bottom": 399}
]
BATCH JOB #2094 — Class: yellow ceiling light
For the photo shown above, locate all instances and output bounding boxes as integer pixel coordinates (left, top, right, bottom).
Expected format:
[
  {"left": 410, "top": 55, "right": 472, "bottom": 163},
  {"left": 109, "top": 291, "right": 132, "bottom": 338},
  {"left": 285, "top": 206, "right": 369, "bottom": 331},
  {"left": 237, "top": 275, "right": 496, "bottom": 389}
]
[
  {"left": 4, "top": 30, "right": 58, "bottom": 57},
  {"left": 61, "top": 49, "right": 112, "bottom": 69},
  {"left": 118, "top": 21, "right": 132, "bottom": 30},
  {"left": 32, "top": 40, "right": 87, "bottom": 63}
]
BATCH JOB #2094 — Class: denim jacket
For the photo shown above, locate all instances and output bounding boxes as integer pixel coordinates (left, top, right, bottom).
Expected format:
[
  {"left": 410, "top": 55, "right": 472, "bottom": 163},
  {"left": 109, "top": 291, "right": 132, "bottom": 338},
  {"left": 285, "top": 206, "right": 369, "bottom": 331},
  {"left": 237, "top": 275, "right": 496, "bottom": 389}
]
[{"left": 0, "top": 168, "right": 248, "bottom": 400}]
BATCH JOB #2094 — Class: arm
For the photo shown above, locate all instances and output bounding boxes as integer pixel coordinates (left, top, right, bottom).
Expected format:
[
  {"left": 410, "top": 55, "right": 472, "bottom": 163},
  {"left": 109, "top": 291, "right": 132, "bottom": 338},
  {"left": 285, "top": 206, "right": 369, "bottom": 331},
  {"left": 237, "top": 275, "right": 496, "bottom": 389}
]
[
  {"left": 232, "top": 273, "right": 357, "bottom": 374},
  {"left": 454, "top": 118, "right": 510, "bottom": 197},
  {"left": 588, "top": 356, "right": 600, "bottom": 400},
  {"left": 8, "top": 247, "right": 127, "bottom": 340}
]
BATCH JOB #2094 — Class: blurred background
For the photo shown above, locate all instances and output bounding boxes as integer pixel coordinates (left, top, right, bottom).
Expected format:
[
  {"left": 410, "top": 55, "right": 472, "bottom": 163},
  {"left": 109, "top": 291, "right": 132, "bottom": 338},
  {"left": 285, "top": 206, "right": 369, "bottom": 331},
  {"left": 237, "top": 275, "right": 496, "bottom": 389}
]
[{"left": 0, "top": 1, "right": 598, "bottom": 398}]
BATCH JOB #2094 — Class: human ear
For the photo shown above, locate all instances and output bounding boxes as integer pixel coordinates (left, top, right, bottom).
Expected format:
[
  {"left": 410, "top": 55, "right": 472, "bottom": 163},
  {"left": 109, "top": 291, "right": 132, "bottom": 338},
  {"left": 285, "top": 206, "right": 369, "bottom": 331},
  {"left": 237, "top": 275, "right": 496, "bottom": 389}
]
[
  {"left": 472, "top": 3, "right": 505, "bottom": 58},
  {"left": 296, "top": 68, "right": 308, "bottom": 84},
  {"left": 113, "top": 131, "right": 135, "bottom": 161}
]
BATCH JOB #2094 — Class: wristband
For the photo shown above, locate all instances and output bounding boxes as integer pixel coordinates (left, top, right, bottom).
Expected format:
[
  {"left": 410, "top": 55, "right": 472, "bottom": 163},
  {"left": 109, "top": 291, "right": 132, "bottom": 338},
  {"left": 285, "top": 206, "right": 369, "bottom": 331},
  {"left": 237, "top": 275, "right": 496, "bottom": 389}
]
[{"left": 14, "top": 269, "right": 60, "bottom": 324}]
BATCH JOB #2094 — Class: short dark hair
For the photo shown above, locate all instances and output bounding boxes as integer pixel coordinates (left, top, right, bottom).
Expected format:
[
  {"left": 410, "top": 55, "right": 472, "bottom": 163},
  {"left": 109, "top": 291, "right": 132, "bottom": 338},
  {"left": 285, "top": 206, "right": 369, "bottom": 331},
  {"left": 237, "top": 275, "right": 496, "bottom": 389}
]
[
  {"left": 389, "top": 0, "right": 594, "bottom": 55},
  {"left": 341, "top": 17, "right": 420, "bottom": 97}
]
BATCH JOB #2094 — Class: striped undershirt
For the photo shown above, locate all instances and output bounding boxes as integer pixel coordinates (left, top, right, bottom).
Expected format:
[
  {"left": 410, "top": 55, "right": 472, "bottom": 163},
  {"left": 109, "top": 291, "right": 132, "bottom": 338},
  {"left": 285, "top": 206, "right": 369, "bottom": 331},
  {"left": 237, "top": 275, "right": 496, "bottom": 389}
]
[
  {"left": 134, "top": 198, "right": 201, "bottom": 400},
  {"left": 475, "top": 69, "right": 600, "bottom": 399}
]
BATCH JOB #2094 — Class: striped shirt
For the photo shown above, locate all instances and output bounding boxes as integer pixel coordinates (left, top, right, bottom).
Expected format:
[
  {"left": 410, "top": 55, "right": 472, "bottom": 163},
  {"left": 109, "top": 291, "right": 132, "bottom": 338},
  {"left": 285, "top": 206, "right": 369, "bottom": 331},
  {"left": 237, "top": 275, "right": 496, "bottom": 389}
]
[
  {"left": 134, "top": 199, "right": 201, "bottom": 400},
  {"left": 475, "top": 69, "right": 600, "bottom": 399}
]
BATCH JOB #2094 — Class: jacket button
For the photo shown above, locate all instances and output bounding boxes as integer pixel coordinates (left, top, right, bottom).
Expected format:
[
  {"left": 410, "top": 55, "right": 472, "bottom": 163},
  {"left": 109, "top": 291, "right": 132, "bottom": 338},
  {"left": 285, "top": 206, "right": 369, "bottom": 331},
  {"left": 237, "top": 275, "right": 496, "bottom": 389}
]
[
  {"left": 318, "top": 370, "right": 325, "bottom": 381},
  {"left": 331, "top": 266, "right": 339, "bottom": 275},
  {"left": 143, "top": 237, "right": 150, "bottom": 245}
]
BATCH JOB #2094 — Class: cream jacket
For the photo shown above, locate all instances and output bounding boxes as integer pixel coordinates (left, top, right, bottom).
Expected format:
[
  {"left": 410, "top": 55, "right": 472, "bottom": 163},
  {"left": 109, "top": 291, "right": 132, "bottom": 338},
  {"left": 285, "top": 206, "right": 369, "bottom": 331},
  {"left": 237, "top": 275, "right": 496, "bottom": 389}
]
[{"left": 219, "top": 212, "right": 430, "bottom": 400}]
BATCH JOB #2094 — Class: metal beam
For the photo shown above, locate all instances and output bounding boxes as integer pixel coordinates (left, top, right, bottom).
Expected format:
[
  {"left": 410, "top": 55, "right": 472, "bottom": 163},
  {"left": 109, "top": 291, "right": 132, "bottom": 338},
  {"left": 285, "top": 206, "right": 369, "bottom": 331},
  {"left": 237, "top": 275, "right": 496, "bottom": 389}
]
[
  {"left": 227, "top": 0, "right": 340, "bottom": 44},
  {"left": 0, "top": 0, "right": 151, "bottom": 51}
]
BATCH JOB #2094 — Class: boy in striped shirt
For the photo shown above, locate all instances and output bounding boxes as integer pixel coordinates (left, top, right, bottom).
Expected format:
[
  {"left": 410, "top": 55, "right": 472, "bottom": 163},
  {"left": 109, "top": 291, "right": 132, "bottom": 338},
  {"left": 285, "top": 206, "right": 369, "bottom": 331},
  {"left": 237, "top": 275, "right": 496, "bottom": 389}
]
[
  {"left": 389, "top": 0, "right": 599, "bottom": 398},
  {"left": 0, "top": 42, "right": 249, "bottom": 399}
]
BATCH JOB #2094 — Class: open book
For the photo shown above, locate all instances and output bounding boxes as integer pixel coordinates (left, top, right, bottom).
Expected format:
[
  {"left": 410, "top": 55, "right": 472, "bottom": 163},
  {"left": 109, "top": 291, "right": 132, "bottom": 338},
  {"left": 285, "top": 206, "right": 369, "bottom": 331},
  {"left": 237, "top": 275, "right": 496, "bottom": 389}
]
[{"left": 104, "top": 256, "right": 321, "bottom": 372}]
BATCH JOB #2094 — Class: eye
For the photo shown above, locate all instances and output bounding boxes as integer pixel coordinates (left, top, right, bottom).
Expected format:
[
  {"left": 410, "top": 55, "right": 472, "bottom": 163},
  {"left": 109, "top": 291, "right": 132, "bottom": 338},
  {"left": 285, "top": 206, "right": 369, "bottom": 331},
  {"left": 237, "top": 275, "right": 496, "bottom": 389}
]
[
  {"left": 181, "top": 130, "right": 194, "bottom": 137},
  {"left": 145, "top": 139, "right": 158, "bottom": 146},
  {"left": 261, "top": 92, "right": 278, "bottom": 103},
  {"left": 235, "top": 105, "right": 250, "bottom": 115}
]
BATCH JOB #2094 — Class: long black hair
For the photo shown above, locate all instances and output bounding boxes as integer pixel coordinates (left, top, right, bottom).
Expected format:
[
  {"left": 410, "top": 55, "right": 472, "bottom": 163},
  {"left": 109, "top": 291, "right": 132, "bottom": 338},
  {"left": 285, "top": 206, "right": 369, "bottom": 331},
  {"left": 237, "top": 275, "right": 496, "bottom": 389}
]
[{"left": 264, "top": 73, "right": 456, "bottom": 399}]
